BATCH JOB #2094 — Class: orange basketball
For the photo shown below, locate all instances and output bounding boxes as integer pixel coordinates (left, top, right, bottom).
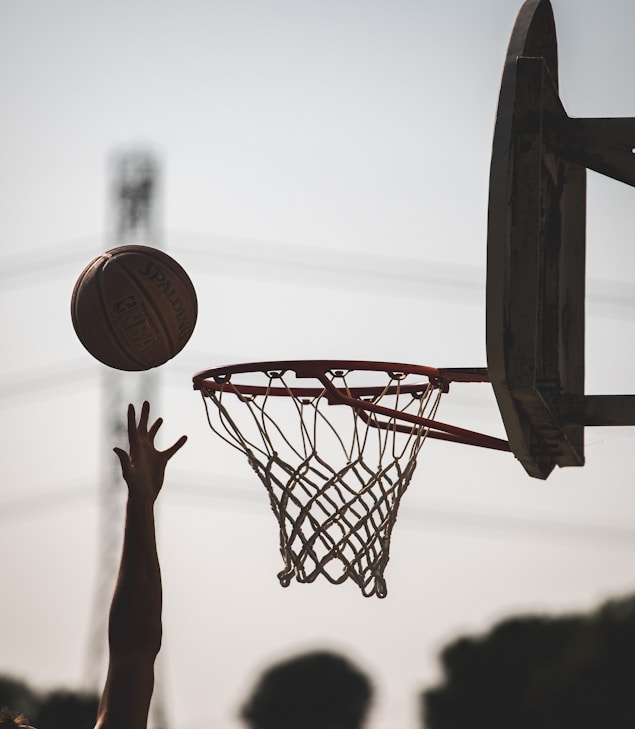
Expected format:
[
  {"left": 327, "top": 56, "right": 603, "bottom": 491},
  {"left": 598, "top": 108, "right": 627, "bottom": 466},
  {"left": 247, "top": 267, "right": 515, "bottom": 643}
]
[{"left": 71, "top": 245, "right": 198, "bottom": 371}]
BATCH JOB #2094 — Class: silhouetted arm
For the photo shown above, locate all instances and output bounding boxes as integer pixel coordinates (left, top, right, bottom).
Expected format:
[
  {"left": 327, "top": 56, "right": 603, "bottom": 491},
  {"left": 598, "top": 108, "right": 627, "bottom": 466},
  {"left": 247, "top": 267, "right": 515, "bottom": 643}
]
[{"left": 95, "top": 402, "right": 187, "bottom": 729}]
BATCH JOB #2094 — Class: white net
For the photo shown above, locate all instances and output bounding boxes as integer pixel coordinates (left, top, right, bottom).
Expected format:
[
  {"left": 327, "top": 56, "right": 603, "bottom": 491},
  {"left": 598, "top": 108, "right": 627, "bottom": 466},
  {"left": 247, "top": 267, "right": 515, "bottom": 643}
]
[{"left": 198, "top": 366, "right": 444, "bottom": 598}]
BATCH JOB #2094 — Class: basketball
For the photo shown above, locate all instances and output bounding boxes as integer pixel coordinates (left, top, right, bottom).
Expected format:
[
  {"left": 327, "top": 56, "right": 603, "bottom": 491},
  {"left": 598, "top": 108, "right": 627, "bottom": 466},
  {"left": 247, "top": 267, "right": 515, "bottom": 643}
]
[{"left": 71, "top": 245, "right": 198, "bottom": 371}]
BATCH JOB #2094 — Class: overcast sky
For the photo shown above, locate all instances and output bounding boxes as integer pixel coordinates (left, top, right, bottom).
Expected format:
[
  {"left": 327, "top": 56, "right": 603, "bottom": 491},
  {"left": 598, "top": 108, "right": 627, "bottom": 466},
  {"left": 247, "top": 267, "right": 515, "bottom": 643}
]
[{"left": 1, "top": 1, "right": 635, "bottom": 728}]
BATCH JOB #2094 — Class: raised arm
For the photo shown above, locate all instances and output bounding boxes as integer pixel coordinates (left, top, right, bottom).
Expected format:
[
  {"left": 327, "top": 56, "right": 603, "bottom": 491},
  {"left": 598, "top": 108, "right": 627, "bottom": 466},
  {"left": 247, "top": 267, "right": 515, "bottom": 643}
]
[{"left": 95, "top": 401, "right": 187, "bottom": 729}]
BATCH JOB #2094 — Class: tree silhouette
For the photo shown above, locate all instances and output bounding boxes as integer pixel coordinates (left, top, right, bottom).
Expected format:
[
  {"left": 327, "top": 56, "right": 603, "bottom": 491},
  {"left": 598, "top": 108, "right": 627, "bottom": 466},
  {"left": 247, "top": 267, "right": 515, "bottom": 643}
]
[
  {"left": 241, "top": 650, "right": 373, "bottom": 729},
  {"left": 0, "top": 677, "right": 38, "bottom": 722},
  {"left": 423, "top": 594, "right": 635, "bottom": 729},
  {"left": 32, "top": 689, "right": 99, "bottom": 729},
  {"left": 0, "top": 676, "right": 98, "bottom": 729}
]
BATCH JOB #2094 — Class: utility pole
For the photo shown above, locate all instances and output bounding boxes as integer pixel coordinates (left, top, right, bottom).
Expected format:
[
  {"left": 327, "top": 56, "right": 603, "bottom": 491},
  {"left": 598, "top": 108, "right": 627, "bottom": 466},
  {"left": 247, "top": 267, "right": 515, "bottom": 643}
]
[{"left": 85, "top": 150, "right": 169, "bottom": 729}]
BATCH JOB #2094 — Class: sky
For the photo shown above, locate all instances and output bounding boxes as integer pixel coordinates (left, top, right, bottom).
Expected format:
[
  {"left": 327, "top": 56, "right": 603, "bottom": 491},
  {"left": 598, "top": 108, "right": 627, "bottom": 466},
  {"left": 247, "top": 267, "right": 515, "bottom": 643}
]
[{"left": 1, "top": 0, "right": 635, "bottom": 727}]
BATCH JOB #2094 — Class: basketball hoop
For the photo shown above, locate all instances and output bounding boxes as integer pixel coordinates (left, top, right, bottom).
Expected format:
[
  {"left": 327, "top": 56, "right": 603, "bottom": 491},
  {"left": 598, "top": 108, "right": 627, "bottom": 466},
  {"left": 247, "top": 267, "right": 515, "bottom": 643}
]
[{"left": 193, "top": 360, "right": 509, "bottom": 597}]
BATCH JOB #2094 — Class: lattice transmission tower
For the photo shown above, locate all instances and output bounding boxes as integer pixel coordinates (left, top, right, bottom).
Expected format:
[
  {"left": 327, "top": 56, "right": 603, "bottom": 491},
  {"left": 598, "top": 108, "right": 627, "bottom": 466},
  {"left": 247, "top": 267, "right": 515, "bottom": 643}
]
[{"left": 84, "top": 150, "right": 169, "bottom": 729}]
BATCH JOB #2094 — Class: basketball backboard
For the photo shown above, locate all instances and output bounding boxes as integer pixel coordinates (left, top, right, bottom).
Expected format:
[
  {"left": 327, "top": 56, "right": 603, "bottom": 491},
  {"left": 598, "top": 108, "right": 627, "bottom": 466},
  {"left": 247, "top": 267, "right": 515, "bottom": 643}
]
[{"left": 487, "top": 0, "right": 635, "bottom": 479}]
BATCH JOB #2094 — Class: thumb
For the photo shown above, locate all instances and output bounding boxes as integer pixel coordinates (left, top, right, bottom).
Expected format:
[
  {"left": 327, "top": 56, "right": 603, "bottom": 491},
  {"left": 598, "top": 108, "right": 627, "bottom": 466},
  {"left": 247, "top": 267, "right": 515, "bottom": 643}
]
[
  {"left": 163, "top": 434, "right": 188, "bottom": 462},
  {"left": 113, "top": 447, "right": 131, "bottom": 478}
]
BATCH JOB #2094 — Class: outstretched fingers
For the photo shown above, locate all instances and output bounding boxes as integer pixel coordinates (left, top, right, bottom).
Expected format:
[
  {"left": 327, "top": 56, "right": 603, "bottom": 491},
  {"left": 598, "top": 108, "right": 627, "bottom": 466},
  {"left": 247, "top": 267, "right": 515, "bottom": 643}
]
[
  {"left": 113, "top": 445, "right": 132, "bottom": 482},
  {"left": 148, "top": 416, "right": 163, "bottom": 442},
  {"left": 162, "top": 434, "right": 188, "bottom": 463},
  {"left": 117, "top": 402, "right": 187, "bottom": 490},
  {"left": 130, "top": 401, "right": 161, "bottom": 446},
  {"left": 138, "top": 400, "right": 151, "bottom": 433},
  {"left": 126, "top": 402, "right": 138, "bottom": 450}
]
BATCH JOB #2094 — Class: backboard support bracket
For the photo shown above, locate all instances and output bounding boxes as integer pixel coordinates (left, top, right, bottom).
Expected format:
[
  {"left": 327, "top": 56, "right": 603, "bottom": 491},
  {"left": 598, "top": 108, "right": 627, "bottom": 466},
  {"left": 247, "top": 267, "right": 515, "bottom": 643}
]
[
  {"left": 549, "top": 117, "right": 635, "bottom": 188},
  {"left": 547, "top": 394, "right": 635, "bottom": 428}
]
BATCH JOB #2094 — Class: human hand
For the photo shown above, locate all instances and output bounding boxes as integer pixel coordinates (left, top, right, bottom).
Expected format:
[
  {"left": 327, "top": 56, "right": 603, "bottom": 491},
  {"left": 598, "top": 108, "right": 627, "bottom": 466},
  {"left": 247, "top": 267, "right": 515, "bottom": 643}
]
[{"left": 113, "top": 401, "right": 187, "bottom": 503}]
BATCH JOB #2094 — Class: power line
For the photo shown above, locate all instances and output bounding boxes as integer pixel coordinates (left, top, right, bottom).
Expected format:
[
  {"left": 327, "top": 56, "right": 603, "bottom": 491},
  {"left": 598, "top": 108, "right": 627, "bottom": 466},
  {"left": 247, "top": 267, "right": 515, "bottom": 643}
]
[
  {"left": 177, "top": 233, "right": 484, "bottom": 302},
  {"left": 0, "top": 351, "right": 232, "bottom": 403},
  {"left": 1, "top": 231, "right": 634, "bottom": 316},
  {"left": 0, "top": 237, "right": 104, "bottom": 287},
  {"left": 4, "top": 475, "right": 635, "bottom": 552},
  {"left": 0, "top": 483, "right": 95, "bottom": 520},
  {"left": 0, "top": 360, "right": 97, "bottom": 402},
  {"left": 167, "top": 479, "right": 635, "bottom": 552},
  {"left": 0, "top": 231, "right": 484, "bottom": 301}
]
